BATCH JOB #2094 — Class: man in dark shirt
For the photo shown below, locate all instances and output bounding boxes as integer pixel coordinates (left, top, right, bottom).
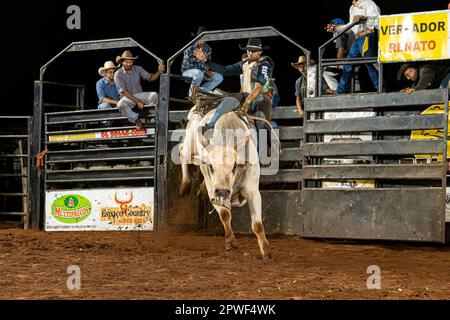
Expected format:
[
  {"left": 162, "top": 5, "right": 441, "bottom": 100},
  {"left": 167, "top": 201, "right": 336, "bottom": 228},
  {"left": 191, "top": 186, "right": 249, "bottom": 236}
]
[
  {"left": 397, "top": 63, "right": 450, "bottom": 94},
  {"left": 196, "top": 38, "right": 275, "bottom": 130},
  {"left": 181, "top": 27, "right": 223, "bottom": 96}
]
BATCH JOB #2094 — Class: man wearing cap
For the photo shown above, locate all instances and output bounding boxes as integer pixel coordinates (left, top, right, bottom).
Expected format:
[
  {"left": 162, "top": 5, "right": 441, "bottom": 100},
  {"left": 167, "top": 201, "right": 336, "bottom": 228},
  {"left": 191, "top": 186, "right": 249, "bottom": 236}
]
[
  {"left": 114, "top": 50, "right": 165, "bottom": 129},
  {"left": 323, "top": 18, "right": 358, "bottom": 94},
  {"left": 182, "top": 27, "right": 223, "bottom": 96},
  {"left": 397, "top": 63, "right": 450, "bottom": 94},
  {"left": 326, "top": 0, "right": 381, "bottom": 94},
  {"left": 96, "top": 61, "right": 120, "bottom": 109},
  {"left": 195, "top": 38, "right": 275, "bottom": 130}
]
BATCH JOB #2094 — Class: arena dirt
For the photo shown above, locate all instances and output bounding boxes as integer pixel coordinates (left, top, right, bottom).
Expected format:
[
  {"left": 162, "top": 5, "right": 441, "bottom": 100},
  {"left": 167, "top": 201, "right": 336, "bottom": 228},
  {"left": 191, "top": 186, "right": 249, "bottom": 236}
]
[{"left": 0, "top": 229, "right": 449, "bottom": 299}]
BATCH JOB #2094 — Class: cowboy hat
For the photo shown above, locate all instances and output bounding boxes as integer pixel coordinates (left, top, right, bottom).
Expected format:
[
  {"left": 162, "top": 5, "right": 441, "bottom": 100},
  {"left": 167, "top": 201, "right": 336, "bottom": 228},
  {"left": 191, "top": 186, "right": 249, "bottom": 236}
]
[
  {"left": 98, "top": 61, "right": 117, "bottom": 77},
  {"left": 116, "top": 50, "right": 138, "bottom": 64},
  {"left": 291, "top": 56, "right": 307, "bottom": 69},
  {"left": 191, "top": 26, "right": 207, "bottom": 37},
  {"left": 239, "top": 38, "right": 269, "bottom": 51},
  {"left": 396, "top": 63, "right": 413, "bottom": 81}
]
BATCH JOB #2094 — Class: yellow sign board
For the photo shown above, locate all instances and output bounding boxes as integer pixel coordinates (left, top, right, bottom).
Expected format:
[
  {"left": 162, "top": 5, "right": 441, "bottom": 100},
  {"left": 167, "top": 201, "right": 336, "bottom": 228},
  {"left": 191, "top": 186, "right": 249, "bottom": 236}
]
[
  {"left": 411, "top": 104, "right": 449, "bottom": 161},
  {"left": 379, "top": 10, "right": 449, "bottom": 62}
]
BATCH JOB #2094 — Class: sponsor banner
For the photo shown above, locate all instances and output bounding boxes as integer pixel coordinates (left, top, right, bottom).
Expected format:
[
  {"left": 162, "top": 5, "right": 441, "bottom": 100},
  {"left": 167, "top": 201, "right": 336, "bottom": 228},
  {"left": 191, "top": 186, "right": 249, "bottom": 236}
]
[
  {"left": 410, "top": 104, "right": 449, "bottom": 161},
  {"left": 322, "top": 180, "right": 375, "bottom": 189},
  {"left": 45, "top": 187, "right": 154, "bottom": 231},
  {"left": 379, "top": 10, "right": 450, "bottom": 62},
  {"left": 48, "top": 128, "right": 155, "bottom": 142}
]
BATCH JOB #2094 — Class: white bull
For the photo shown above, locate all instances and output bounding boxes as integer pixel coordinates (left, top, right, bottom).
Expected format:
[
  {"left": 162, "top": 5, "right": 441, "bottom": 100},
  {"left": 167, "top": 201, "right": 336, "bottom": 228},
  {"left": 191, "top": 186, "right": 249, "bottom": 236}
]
[{"left": 179, "top": 108, "right": 271, "bottom": 260}]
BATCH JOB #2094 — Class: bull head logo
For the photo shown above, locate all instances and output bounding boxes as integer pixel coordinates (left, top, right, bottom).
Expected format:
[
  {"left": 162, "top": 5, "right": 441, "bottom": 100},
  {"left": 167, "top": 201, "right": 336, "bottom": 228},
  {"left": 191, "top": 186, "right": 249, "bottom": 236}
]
[{"left": 114, "top": 192, "right": 133, "bottom": 214}]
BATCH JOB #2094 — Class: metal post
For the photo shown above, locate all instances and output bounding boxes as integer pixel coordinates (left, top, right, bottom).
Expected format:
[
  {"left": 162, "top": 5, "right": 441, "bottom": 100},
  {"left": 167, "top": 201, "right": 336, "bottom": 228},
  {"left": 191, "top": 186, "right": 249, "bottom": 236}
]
[
  {"left": 378, "top": 62, "right": 383, "bottom": 94},
  {"left": 156, "top": 73, "right": 170, "bottom": 231},
  {"left": 30, "top": 81, "right": 43, "bottom": 230}
]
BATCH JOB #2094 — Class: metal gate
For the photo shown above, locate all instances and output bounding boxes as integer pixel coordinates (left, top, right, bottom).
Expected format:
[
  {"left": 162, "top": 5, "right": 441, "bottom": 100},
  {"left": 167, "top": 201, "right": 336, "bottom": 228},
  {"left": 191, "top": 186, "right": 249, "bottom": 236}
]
[{"left": 302, "top": 89, "right": 448, "bottom": 242}]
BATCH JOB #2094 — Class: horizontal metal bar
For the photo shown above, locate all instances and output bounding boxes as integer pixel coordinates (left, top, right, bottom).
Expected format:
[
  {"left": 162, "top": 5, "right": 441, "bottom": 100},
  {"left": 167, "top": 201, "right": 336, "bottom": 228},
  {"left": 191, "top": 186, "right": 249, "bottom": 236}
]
[
  {"left": 47, "top": 147, "right": 155, "bottom": 162},
  {"left": 279, "top": 127, "right": 303, "bottom": 140},
  {"left": 280, "top": 148, "right": 302, "bottom": 161},
  {"left": 46, "top": 176, "right": 154, "bottom": 183},
  {"left": 67, "top": 39, "right": 138, "bottom": 52},
  {"left": 47, "top": 169, "right": 154, "bottom": 181},
  {"left": 305, "top": 114, "right": 446, "bottom": 134},
  {"left": 41, "top": 81, "right": 84, "bottom": 88},
  {"left": 320, "top": 58, "right": 378, "bottom": 67},
  {"left": 305, "top": 89, "right": 446, "bottom": 112},
  {"left": 0, "top": 116, "right": 31, "bottom": 119},
  {"left": 303, "top": 164, "right": 443, "bottom": 180},
  {"left": 43, "top": 103, "right": 79, "bottom": 109},
  {"left": 0, "top": 174, "right": 27, "bottom": 177},
  {"left": 47, "top": 166, "right": 154, "bottom": 173},
  {"left": 46, "top": 136, "right": 155, "bottom": 144},
  {"left": 0, "top": 135, "right": 28, "bottom": 138},
  {"left": 303, "top": 140, "right": 443, "bottom": 157},
  {"left": 0, "top": 193, "right": 28, "bottom": 196},
  {"left": 260, "top": 169, "right": 303, "bottom": 183},
  {"left": 0, "top": 154, "right": 28, "bottom": 158},
  {"left": 46, "top": 126, "right": 138, "bottom": 135},
  {"left": 0, "top": 212, "right": 26, "bottom": 216}
]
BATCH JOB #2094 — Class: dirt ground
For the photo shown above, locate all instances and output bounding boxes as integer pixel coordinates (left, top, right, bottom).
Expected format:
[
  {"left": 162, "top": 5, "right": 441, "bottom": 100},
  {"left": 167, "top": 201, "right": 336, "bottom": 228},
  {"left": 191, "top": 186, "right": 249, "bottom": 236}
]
[{"left": 0, "top": 228, "right": 450, "bottom": 300}]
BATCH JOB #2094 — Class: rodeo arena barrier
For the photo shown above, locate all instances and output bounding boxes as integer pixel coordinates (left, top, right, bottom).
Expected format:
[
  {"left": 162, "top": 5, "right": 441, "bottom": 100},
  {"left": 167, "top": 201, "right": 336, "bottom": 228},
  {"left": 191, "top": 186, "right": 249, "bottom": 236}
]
[{"left": 2, "top": 9, "right": 449, "bottom": 243}]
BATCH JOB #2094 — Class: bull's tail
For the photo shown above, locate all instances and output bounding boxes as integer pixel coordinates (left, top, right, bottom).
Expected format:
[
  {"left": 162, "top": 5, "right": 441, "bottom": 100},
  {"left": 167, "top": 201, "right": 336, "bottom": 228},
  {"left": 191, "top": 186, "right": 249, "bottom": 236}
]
[{"left": 245, "top": 115, "right": 281, "bottom": 154}]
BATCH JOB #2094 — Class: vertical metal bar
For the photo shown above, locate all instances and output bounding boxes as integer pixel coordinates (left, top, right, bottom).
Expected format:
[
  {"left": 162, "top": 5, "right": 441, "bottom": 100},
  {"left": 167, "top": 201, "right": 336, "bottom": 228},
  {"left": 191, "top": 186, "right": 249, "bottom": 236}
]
[
  {"left": 442, "top": 87, "right": 449, "bottom": 241},
  {"left": 156, "top": 73, "right": 170, "bottom": 231},
  {"left": 378, "top": 62, "right": 383, "bottom": 94},
  {"left": 80, "top": 87, "right": 85, "bottom": 110},
  {"left": 76, "top": 87, "right": 80, "bottom": 110},
  {"left": 317, "top": 48, "right": 322, "bottom": 97},
  {"left": 30, "top": 81, "right": 43, "bottom": 230}
]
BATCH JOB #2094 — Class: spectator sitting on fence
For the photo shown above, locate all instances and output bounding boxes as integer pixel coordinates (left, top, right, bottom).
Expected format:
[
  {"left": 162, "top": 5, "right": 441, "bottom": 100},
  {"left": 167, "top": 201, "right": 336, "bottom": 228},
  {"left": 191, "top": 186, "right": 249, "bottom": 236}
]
[
  {"left": 182, "top": 27, "right": 223, "bottom": 97},
  {"left": 325, "top": 0, "right": 381, "bottom": 94},
  {"left": 323, "top": 18, "right": 360, "bottom": 94},
  {"left": 397, "top": 63, "right": 450, "bottom": 94},
  {"left": 114, "top": 51, "right": 165, "bottom": 129},
  {"left": 96, "top": 61, "right": 120, "bottom": 110}
]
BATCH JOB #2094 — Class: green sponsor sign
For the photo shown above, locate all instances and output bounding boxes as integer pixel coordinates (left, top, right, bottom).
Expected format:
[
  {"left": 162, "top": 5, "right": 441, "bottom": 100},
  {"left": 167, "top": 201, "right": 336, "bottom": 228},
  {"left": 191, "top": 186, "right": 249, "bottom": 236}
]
[{"left": 51, "top": 194, "right": 92, "bottom": 224}]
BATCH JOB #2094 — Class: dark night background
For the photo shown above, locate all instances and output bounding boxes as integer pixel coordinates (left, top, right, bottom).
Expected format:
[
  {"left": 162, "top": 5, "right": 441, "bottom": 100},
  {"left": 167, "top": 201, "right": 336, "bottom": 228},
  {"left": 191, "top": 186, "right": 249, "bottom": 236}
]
[{"left": 2, "top": 0, "right": 450, "bottom": 115}]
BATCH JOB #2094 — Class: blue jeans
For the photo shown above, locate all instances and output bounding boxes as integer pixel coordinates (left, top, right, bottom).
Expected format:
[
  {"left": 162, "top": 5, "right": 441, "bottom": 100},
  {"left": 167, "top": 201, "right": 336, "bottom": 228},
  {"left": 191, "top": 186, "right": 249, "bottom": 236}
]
[
  {"left": 439, "top": 73, "right": 450, "bottom": 89},
  {"left": 98, "top": 102, "right": 115, "bottom": 109},
  {"left": 208, "top": 97, "right": 241, "bottom": 128},
  {"left": 182, "top": 69, "right": 224, "bottom": 95},
  {"left": 117, "top": 92, "right": 159, "bottom": 123},
  {"left": 337, "top": 33, "right": 378, "bottom": 94}
]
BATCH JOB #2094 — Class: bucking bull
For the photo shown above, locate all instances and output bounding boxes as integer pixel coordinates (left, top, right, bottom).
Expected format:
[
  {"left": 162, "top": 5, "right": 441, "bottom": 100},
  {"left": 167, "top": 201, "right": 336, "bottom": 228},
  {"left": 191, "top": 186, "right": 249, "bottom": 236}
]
[{"left": 178, "top": 91, "right": 271, "bottom": 260}]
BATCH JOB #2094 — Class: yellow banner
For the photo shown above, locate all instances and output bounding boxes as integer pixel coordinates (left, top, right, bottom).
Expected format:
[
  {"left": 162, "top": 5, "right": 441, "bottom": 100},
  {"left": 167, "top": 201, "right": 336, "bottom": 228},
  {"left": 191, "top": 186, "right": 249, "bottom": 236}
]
[{"left": 379, "top": 10, "right": 449, "bottom": 62}]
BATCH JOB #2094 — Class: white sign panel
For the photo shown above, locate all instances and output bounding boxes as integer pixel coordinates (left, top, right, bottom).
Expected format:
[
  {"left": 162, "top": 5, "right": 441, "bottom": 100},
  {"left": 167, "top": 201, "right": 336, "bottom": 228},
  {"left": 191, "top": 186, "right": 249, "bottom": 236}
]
[{"left": 45, "top": 187, "right": 154, "bottom": 231}]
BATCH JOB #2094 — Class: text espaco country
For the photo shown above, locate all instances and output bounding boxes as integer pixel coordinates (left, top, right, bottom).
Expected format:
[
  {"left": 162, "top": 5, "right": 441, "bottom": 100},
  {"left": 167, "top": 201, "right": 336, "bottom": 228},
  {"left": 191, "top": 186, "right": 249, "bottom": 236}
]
[{"left": 381, "top": 21, "right": 446, "bottom": 53}]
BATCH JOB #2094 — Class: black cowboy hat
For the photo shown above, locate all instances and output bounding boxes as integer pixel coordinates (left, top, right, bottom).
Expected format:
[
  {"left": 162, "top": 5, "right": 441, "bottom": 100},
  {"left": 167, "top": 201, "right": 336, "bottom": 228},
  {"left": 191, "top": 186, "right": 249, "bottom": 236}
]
[
  {"left": 191, "top": 26, "right": 207, "bottom": 37},
  {"left": 239, "top": 38, "right": 270, "bottom": 51},
  {"left": 396, "top": 63, "right": 413, "bottom": 81}
]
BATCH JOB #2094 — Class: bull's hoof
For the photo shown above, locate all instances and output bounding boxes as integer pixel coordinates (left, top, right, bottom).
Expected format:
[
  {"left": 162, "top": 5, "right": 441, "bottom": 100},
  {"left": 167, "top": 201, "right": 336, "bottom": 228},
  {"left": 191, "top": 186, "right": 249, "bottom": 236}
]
[
  {"left": 225, "top": 239, "right": 239, "bottom": 251},
  {"left": 179, "top": 181, "right": 191, "bottom": 197},
  {"left": 257, "top": 253, "right": 272, "bottom": 260}
]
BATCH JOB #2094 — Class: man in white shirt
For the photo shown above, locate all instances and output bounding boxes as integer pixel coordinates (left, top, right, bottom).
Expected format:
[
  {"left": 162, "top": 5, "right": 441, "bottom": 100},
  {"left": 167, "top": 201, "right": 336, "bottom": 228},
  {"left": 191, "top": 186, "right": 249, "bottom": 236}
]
[{"left": 326, "top": 0, "right": 381, "bottom": 94}]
